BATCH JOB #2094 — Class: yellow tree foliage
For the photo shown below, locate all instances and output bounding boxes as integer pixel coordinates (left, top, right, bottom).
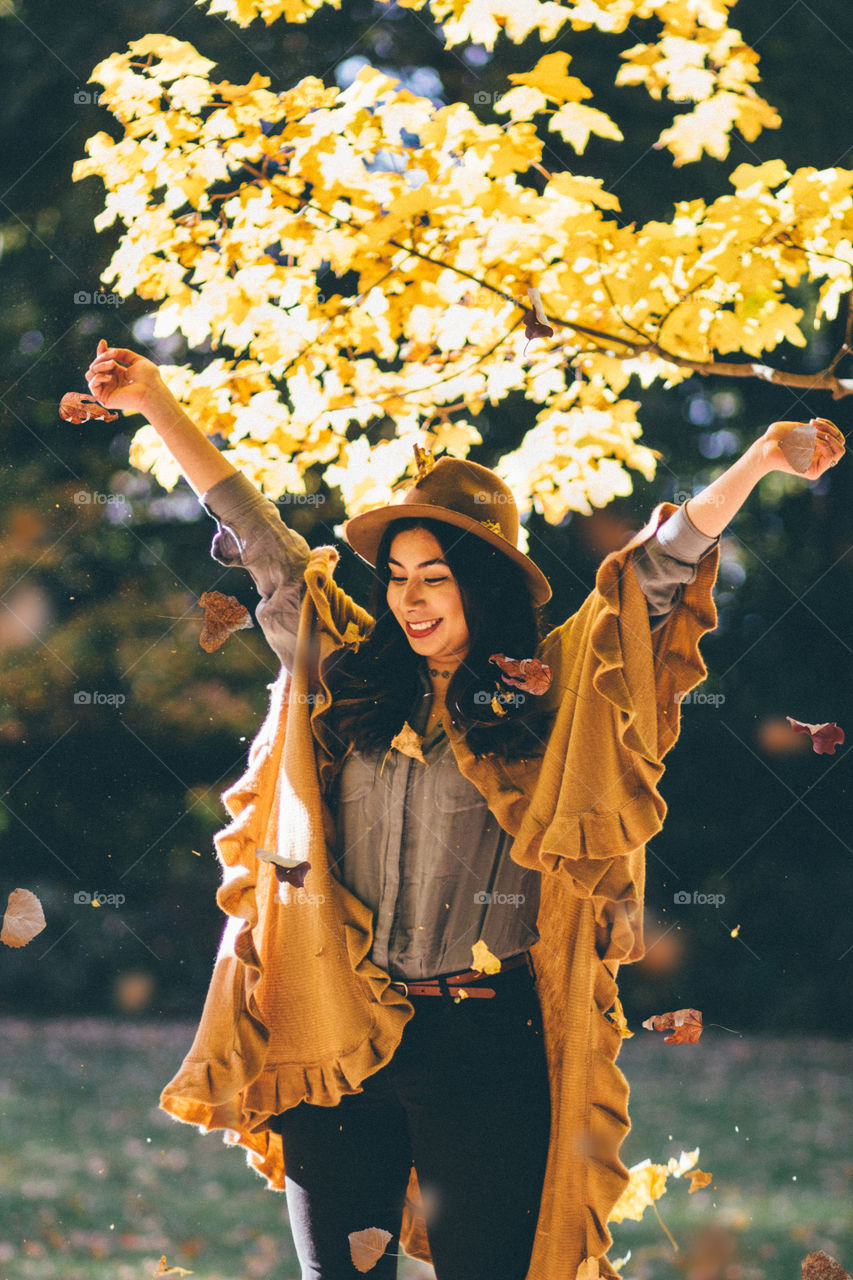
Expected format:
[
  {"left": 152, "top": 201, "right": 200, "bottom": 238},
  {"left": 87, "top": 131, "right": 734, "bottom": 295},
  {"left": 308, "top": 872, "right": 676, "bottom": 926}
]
[{"left": 73, "top": 26, "right": 853, "bottom": 532}]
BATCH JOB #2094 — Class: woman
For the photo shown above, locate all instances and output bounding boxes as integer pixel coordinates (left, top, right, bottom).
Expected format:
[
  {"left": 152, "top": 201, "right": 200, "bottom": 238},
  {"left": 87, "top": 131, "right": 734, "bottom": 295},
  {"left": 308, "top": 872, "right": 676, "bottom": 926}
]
[{"left": 85, "top": 340, "right": 843, "bottom": 1280}]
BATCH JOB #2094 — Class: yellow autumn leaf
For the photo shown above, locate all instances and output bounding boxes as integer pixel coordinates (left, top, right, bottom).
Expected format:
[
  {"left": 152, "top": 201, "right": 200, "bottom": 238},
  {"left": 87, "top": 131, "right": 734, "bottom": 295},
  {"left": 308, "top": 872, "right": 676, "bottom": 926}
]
[
  {"left": 508, "top": 52, "right": 592, "bottom": 105},
  {"left": 471, "top": 939, "right": 502, "bottom": 975},
  {"left": 609, "top": 1158, "right": 669, "bottom": 1223},
  {"left": 549, "top": 103, "right": 623, "bottom": 153},
  {"left": 606, "top": 995, "right": 634, "bottom": 1039}
]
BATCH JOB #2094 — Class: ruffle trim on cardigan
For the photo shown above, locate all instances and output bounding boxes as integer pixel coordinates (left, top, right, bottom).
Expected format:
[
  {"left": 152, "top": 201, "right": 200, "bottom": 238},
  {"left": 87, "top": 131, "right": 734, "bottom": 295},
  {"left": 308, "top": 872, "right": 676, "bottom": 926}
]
[
  {"left": 511, "top": 502, "right": 719, "bottom": 965},
  {"left": 584, "top": 956, "right": 632, "bottom": 1272},
  {"left": 591, "top": 500, "right": 719, "bottom": 768},
  {"left": 159, "top": 622, "right": 417, "bottom": 1192}
]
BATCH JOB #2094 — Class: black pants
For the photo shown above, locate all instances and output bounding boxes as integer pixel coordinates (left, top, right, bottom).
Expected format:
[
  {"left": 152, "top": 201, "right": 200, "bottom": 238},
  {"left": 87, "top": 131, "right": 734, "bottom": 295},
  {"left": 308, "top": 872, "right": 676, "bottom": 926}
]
[{"left": 274, "top": 963, "right": 552, "bottom": 1280}]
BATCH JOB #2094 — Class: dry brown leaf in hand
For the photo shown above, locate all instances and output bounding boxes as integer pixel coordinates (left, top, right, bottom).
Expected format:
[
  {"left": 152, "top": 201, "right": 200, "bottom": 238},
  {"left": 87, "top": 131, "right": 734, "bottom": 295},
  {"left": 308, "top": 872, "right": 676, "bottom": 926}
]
[
  {"left": 775, "top": 421, "right": 817, "bottom": 472},
  {"left": 198, "top": 591, "right": 253, "bottom": 652},
  {"left": 349, "top": 1227, "right": 393, "bottom": 1273},
  {"left": 786, "top": 717, "right": 845, "bottom": 755},
  {"left": 1, "top": 888, "right": 46, "bottom": 948},
  {"left": 642, "top": 1008, "right": 703, "bottom": 1044},
  {"left": 576, "top": 1258, "right": 600, "bottom": 1280},
  {"left": 59, "top": 392, "right": 119, "bottom": 424},
  {"left": 471, "top": 939, "right": 502, "bottom": 974},
  {"left": 769, "top": 418, "right": 845, "bottom": 472}
]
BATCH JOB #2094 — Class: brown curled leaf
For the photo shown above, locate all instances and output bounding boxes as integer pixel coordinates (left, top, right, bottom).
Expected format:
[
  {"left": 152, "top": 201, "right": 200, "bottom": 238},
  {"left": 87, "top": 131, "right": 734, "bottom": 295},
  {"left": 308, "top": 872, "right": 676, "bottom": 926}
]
[
  {"left": 489, "top": 653, "right": 552, "bottom": 695},
  {"left": 59, "top": 392, "right": 118, "bottom": 424},
  {"left": 198, "top": 591, "right": 253, "bottom": 652},
  {"left": 642, "top": 1007, "right": 703, "bottom": 1044},
  {"left": 255, "top": 848, "right": 312, "bottom": 888},
  {"left": 349, "top": 1226, "right": 393, "bottom": 1273},
  {"left": 786, "top": 717, "right": 845, "bottom": 755},
  {"left": 522, "top": 308, "right": 554, "bottom": 340},
  {"left": 1, "top": 888, "right": 47, "bottom": 948}
]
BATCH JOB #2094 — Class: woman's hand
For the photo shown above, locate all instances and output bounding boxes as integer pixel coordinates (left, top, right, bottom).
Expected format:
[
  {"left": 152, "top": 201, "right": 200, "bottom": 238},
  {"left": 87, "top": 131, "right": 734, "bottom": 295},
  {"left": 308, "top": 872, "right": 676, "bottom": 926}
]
[
  {"left": 757, "top": 416, "right": 846, "bottom": 480},
  {"left": 84, "top": 339, "right": 167, "bottom": 418}
]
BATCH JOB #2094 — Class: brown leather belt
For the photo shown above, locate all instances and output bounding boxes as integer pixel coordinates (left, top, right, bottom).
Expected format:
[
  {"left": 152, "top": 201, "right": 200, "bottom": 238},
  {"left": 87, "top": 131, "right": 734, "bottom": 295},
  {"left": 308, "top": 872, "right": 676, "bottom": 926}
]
[{"left": 389, "top": 950, "right": 534, "bottom": 1000}]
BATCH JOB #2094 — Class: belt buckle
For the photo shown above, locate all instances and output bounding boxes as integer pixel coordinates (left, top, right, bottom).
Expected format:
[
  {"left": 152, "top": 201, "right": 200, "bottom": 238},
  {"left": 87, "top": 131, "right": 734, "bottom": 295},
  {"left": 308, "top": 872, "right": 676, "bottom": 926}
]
[{"left": 391, "top": 979, "right": 409, "bottom": 997}]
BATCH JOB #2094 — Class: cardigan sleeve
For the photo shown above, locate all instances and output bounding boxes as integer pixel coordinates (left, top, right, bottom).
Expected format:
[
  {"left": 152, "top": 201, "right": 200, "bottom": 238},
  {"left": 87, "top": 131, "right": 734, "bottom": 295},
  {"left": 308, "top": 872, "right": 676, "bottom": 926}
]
[
  {"left": 630, "top": 502, "right": 720, "bottom": 633},
  {"left": 199, "top": 470, "right": 311, "bottom": 671}
]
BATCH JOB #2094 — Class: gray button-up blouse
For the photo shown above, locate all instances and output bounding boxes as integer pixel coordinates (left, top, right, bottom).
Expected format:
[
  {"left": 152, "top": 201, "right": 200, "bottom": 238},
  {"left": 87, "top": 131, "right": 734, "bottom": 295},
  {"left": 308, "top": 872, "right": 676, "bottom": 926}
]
[{"left": 201, "top": 472, "right": 719, "bottom": 980}]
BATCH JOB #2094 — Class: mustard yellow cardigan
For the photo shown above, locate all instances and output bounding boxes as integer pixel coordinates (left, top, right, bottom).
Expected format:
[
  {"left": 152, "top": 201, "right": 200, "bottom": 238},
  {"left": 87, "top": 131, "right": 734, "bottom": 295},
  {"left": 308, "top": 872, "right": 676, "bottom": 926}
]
[{"left": 160, "top": 500, "right": 719, "bottom": 1280}]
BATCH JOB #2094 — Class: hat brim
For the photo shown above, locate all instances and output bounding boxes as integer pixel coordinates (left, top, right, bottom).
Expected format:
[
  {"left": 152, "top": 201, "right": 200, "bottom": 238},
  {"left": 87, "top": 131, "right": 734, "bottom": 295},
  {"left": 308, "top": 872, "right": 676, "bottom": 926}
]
[{"left": 342, "top": 504, "right": 552, "bottom": 606}]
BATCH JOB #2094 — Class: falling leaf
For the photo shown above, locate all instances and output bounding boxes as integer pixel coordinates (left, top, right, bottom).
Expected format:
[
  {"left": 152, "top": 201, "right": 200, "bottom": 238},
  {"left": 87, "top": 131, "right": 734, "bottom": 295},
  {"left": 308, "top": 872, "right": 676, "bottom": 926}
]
[
  {"left": 801, "top": 1251, "right": 852, "bottom": 1280},
  {"left": 730, "top": 924, "right": 740, "bottom": 937},
  {"left": 153, "top": 1256, "right": 194, "bottom": 1276},
  {"left": 255, "top": 847, "right": 311, "bottom": 887},
  {"left": 198, "top": 591, "right": 253, "bottom": 652},
  {"left": 606, "top": 995, "right": 634, "bottom": 1039},
  {"left": 348, "top": 1226, "right": 393, "bottom": 1273},
  {"left": 471, "top": 939, "right": 502, "bottom": 974},
  {"left": 384, "top": 721, "right": 428, "bottom": 769},
  {"left": 642, "top": 1008, "right": 703, "bottom": 1044},
  {"left": 522, "top": 287, "right": 554, "bottom": 341},
  {"left": 1, "top": 888, "right": 46, "bottom": 948},
  {"left": 609, "top": 1159, "right": 669, "bottom": 1223},
  {"left": 786, "top": 717, "right": 845, "bottom": 755},
  {"left": 688, "top": 1169, "right": 713, "bottom": 1192},
  {"left": 489, "top": 653, "right": 552, "bottom": 695},
  {"left": 666, "top": 1149, "right": 700, "bottom": 1177},
  {"left": 59, "top": 392, "right": 118, "bottom": 424}
]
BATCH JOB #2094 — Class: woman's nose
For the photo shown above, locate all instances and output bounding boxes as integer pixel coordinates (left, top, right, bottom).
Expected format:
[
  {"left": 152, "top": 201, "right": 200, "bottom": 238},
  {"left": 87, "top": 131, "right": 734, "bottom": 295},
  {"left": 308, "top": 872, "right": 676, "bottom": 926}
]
[{"left": 401, "top": 579, "right": 424, "bottom": 607}]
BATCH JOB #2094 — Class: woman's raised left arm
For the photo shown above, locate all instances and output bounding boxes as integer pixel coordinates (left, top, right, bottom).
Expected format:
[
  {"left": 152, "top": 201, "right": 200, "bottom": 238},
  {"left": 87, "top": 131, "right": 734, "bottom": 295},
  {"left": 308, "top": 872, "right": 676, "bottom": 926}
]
[{"left": 683, "top": 416, "right": 845, "bottom": 538}]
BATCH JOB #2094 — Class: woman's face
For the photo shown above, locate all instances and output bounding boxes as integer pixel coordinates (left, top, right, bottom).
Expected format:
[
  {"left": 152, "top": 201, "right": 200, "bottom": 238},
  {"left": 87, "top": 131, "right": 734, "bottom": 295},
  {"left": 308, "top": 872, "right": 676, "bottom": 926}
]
[{"left": 386, "top": 527, "right": 470, "bottom": 668}]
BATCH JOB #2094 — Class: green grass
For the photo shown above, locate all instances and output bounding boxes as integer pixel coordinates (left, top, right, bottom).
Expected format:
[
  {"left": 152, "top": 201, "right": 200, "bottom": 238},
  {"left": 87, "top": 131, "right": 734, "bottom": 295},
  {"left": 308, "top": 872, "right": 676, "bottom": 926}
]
[{"left": 0, "top": 1020, "right": 850, "bottom": 1280}]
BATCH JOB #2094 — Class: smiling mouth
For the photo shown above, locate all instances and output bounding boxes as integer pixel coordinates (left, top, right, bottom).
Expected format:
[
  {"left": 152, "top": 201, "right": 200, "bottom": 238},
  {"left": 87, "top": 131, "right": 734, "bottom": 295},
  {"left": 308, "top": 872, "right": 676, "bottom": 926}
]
[{"left": 405, "top": 617, "right": 442, "bottom": 637}]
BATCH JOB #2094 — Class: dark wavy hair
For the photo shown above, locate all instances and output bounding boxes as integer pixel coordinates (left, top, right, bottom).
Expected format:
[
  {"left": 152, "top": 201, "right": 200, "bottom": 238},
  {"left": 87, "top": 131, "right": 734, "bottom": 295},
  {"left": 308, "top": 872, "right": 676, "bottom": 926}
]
[{"left": 323, "top": 516, "right": 554, "bottom": 762}]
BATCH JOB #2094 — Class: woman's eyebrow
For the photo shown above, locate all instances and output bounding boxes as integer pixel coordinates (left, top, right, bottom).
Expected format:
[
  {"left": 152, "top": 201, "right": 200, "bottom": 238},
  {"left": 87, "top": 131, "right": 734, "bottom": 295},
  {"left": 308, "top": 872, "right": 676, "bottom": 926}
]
[{"left": 387, "top": 557, "right": 449, "bottom": 569}]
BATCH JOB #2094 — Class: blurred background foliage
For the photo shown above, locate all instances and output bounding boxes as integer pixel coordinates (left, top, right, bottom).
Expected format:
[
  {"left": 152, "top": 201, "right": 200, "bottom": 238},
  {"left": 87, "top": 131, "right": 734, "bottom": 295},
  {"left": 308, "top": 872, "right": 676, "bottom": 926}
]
[{"left": 1, "top": 0, "right": 852, "bottom": 1028}]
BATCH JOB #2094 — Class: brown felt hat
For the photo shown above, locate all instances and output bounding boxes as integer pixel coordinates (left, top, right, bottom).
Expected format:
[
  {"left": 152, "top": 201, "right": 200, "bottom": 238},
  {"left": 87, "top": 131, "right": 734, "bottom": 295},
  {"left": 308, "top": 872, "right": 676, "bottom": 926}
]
[{"left": 342, "top": 449, "right": 552, "bottom": 606}]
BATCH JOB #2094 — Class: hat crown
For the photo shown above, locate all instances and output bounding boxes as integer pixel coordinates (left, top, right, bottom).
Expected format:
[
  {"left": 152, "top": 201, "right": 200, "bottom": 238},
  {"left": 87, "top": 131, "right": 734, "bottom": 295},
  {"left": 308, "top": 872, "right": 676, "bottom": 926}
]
[{"left": 399, "top": 457, "right": 519, "bottom": 547}]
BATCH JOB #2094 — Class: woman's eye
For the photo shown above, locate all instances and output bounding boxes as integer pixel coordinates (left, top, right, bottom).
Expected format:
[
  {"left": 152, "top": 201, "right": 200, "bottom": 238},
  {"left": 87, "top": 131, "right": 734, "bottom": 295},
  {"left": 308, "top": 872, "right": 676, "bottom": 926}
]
[{"left": 388, "top": 576, "right": 448, "bottom": 585}]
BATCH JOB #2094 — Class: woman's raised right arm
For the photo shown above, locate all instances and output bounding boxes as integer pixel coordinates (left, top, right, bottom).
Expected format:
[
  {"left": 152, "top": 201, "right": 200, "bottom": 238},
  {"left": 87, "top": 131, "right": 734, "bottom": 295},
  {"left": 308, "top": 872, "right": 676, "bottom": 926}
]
[
  {"left": 85, "top": 339, "right": 236, "bottom": 497},
  {"left": 85, "top": 340, "right": 312, "bottom": 671}
]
